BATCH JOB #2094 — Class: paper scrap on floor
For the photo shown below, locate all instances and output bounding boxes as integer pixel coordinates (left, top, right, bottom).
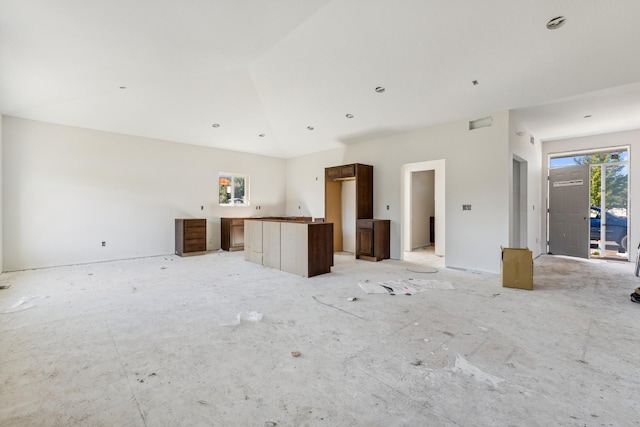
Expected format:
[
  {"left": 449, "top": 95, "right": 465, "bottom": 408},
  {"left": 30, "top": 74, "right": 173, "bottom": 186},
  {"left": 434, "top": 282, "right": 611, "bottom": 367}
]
[{"left": 358, "top": 279, "right": 455, "bottom": 295}]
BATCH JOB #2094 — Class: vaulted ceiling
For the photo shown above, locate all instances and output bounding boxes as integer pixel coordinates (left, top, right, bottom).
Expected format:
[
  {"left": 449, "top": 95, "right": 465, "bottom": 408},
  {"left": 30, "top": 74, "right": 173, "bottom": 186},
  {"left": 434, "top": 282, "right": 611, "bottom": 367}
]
[{"left": 2, "top": 0, "right": 640, "bottom": 158}]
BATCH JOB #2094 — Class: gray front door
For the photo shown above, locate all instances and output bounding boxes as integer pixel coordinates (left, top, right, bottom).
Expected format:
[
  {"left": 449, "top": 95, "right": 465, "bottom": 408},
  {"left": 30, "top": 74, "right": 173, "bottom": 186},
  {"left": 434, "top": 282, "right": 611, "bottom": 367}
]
[{"left": 548, "top": 165, "right": 590, "bottom": 258}]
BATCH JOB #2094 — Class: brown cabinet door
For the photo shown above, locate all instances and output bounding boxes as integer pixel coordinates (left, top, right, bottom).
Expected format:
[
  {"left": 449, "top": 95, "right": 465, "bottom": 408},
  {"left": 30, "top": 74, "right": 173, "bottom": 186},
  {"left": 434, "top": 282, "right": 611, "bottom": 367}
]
[
  {"left": 357, "top": 228, "right": 375, "bottom": 257},
  {"left": 339, "top": 164, "right": 355, "bottom": 178},
  {"left": 355, "top": 164, "right": 373, "bottom": 219},
  {"left": 231, "top": 225, "right": 244, "bottom": 247},
  {"left": 325, "top": 167, "right": 341, "bottom": 180}
]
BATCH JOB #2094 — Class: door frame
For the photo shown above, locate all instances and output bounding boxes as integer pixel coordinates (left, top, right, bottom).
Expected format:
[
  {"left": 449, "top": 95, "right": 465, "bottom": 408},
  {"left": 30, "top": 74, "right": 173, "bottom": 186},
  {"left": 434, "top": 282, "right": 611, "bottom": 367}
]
[
  {"left": 546, "top": 146, "right": 631, "bottom": 259},
  {"left": 401, "top": 160, "right": 445, "bottom": 259}
]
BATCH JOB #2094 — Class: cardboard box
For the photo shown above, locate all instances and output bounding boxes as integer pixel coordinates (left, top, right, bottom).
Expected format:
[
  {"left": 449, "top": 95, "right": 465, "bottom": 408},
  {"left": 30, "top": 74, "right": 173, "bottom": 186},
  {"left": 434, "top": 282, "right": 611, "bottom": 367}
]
[{"left": 501, "top": 247, "right": 533, "bottom": 290}]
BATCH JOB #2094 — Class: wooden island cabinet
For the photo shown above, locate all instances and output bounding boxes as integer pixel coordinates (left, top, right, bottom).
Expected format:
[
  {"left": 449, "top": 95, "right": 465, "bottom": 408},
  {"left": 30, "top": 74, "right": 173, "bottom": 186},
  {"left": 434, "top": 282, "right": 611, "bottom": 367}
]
[
  {"left": 220, "top": 216, "right": 312, "bottom": 251},
  {"left": 244, "top": 218, "right": 333, "bottom": 277}
]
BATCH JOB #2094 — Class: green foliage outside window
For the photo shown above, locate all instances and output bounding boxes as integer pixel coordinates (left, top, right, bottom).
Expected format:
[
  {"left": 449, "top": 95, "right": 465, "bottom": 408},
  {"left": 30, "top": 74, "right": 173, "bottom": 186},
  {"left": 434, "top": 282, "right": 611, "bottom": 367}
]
[
  {"left": 219, "top": 173, "right": 248, "bottom": 206},
  {"left": 573, "top": 152, "right": 627, "bottom": 210}
]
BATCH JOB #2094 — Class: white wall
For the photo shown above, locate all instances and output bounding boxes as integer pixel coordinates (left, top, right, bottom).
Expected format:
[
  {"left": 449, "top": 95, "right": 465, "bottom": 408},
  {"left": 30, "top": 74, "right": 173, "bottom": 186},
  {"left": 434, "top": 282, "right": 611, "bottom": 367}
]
[
  {"left": 509, "top": 112, "right": 543, "bottom": 256},
  {"left": 3, "top": 109, "right": 549, "bottom": 274},
  {"left": 542, "top": 129, "right": 640, "bottom": 261},
  {"left": 0, "top": 115, "right": 3, "bottom": 273},
  {"left": 286, "top": 110, "right": 513, "bottom": 274},
  {"left": 411, "top": 170, "right": 434, "bottom": 249},
  {"left": 285, "top": 147, "right": 346, "bottom": 219},
  {"left": 2, "top": 117, "right": 286, "bottom": 271}
]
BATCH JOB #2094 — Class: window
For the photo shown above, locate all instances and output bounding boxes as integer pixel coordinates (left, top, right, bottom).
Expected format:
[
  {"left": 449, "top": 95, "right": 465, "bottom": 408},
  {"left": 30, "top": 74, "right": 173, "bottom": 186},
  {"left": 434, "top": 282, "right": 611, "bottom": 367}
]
[
  {"left": 219, "top": 173, "right": 249, "bottom": 206},
  {"left": 549, "top": 149, "right": 628, "bottom": 168}
]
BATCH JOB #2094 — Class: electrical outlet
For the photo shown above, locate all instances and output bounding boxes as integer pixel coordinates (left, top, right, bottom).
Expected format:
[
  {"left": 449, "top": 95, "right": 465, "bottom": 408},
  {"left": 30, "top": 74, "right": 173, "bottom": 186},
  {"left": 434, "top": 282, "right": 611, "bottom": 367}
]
[
  {"left": 463, "top": 204, "right": 472, "bottom": 211},
  {"left": 101, "top": 241, "right": 106, "bottom": 247},
  {"left": 386, "top": 205, "right": 389, "bottom": 210}
]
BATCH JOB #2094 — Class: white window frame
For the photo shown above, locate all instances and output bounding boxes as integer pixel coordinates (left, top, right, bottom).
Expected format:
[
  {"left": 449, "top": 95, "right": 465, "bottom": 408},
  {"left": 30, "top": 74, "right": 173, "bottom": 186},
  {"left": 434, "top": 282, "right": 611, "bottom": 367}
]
[{"left": 219, "top": 172, "right": 250, "bottom": 206}]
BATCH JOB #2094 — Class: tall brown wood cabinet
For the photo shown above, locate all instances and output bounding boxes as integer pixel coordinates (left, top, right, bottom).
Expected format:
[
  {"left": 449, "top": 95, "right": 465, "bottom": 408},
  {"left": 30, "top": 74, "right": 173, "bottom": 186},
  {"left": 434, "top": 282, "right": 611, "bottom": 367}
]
[
  {"left": 324, "top": 163, "right": 373, "bottom": 252},
  {"left": 175, "top": 218, "right": 206, "bottom": 256}
]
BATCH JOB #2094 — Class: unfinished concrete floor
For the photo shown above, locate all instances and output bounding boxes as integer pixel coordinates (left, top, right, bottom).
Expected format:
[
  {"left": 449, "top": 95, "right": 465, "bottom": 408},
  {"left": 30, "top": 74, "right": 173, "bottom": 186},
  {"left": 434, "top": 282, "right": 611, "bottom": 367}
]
[{"left": 1, "top": 248, "right": 639, "bottom": 426}]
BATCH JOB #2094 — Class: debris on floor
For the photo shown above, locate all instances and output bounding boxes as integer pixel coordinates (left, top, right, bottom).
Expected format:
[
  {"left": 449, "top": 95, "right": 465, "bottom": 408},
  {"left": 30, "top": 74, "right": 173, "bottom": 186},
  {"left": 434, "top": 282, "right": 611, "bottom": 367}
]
[
  {"left": 358, "top": 279, "right": 455, "bottom": 295},
  {"left": 291, "top": 351, "right": 301, "bottom": 357},
  {"left": 347, "top": 297, "right": 358, "bottom": 301},
  {"left": 406, "top": 267, "right": 438, "bottom": 274},
  {"left": 312, "top": 296, "right": 367, "bottom": 320},
  {"left": 2, "top": 295, "right": 47, "bottom": 314},
  {"left": 220, "top": 311, "right": 264, "bottom": 326},
  {"left": 451, "top": 355, "right": 504, "bottom": 388}
]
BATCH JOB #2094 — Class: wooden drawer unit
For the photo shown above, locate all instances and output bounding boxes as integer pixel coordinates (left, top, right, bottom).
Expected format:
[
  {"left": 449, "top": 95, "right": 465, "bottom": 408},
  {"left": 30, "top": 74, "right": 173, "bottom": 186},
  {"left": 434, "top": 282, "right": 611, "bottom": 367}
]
[
  {"left": 221, "top": 217, "right": 245, "bottom": 251},
  {"left": 175, "top": 218, "right": 206, "bottom": 256},
  {"left": 356, "top": 219, "right": 390, "bottom": 261}
]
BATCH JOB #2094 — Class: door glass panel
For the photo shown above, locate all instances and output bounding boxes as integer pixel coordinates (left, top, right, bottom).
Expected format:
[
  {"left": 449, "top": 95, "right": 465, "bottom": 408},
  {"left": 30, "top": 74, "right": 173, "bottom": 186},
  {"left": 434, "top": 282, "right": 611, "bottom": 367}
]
[
  {"left": 589, "top": 162, "right": 628, "bottom": 259},
  {"left": 605, "top": 164, "right": 628, "bottom": 259}
]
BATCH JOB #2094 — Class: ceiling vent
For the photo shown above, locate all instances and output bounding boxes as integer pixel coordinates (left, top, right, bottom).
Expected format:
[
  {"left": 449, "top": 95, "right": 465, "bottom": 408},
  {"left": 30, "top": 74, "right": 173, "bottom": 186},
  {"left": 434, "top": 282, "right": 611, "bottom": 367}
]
[{"left": 469, "top": 116, "right": 493, "bottom": 130}]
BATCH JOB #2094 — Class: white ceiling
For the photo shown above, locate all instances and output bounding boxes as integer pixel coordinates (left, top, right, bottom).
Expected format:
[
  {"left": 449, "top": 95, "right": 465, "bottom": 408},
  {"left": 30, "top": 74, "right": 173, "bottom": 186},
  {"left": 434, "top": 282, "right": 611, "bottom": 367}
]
[{"left": 2, "top": 0, "right": 640, "bottom": 158}]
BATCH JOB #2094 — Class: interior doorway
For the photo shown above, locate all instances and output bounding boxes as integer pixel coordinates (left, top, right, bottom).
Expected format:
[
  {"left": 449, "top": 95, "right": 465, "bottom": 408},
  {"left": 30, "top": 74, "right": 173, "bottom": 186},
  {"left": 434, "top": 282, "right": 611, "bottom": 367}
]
[
  {"left": 411, "top": 170, "right": 435, "bottom": 249},
  {"left": 401, "top": 160, "right": 445, "bottom": 260},
  {"left": 512, "top": 157, "right": 528, "bottom": 248}
]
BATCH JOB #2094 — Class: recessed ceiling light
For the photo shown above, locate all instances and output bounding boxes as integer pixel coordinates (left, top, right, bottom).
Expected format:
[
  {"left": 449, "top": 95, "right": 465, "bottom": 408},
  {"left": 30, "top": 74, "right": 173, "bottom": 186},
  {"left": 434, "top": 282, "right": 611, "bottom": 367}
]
[
  {"left": 212, "top": 123, "right": 220, "bottom": 128},
  {"left": 307, "top": 126, "right": 314, "bottom": 130},
  {"left": 546, "top": 16, "right": 566, "bottom": 30},
  {"left": 259, "top": 133, "right": 265, "bottom": 137},
  {"left": 345, "top": 113, "right": 354, "bottom": 119},
  {"left": 375, "top": 86, "right": 385, "bottom": 93}
]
